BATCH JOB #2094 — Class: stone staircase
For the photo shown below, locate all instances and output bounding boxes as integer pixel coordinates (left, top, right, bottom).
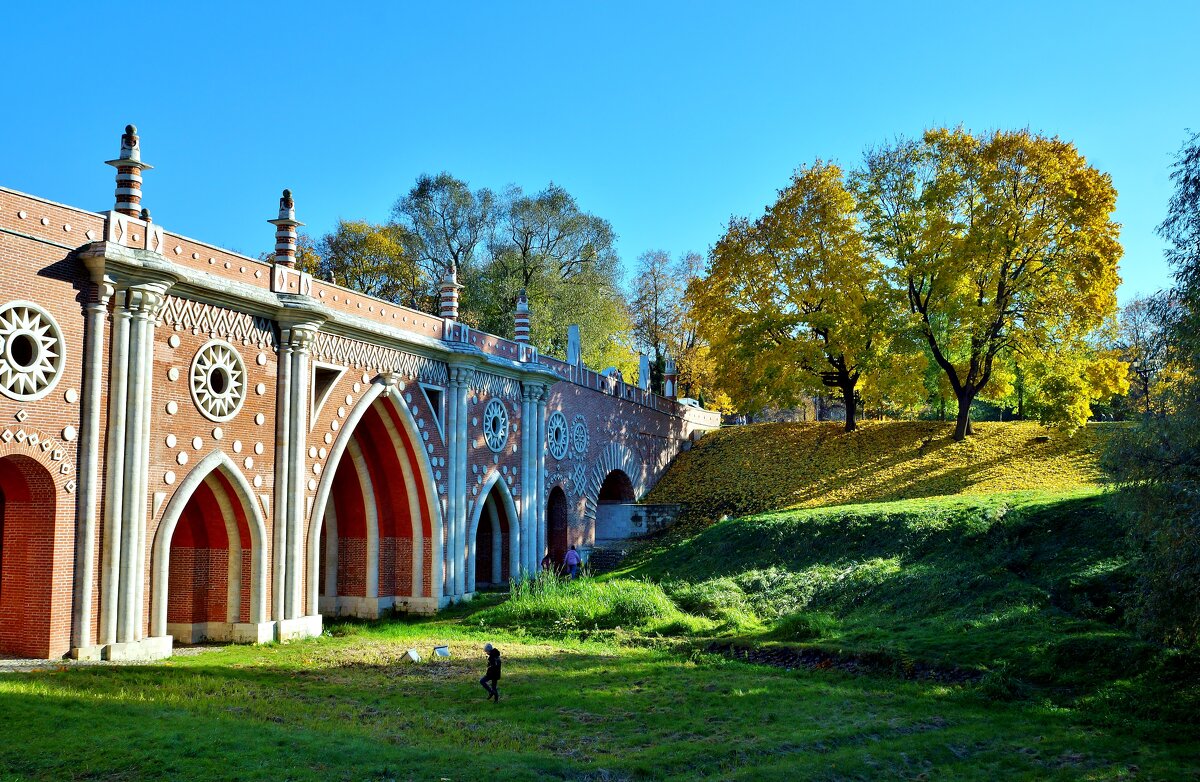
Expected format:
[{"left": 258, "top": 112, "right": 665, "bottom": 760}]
[{"left": 584, "top": 544, "right": 636, "bottom": 575}]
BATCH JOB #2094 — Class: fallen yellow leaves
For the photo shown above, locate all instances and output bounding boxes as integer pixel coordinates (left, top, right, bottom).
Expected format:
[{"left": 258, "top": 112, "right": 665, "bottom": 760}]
[{"left": 647, "top": 420, "right": 1112, "bottom": 519}]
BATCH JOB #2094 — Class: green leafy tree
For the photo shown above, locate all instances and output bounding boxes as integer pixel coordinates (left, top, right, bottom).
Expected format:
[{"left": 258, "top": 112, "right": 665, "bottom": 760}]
[
  {"left": 470, "top": 183, "right": 634, "bottom": 374},
  {"left": 855, "top": 128, "right": 1126, "bottom": 440},
  {"left": 391, "top": 172, "right": 496, "bottom": 302},
  {"left": 310, "top": 220, "right": 428, "bottom": 309},
  {"left": 694, "top": 161, "right": 912, "bottom": 431}
]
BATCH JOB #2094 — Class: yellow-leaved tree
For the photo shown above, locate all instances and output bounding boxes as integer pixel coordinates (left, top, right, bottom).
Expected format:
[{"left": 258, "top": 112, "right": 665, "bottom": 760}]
[
  {"left": 854, "top": 128, "right": 1126, "bottom": 440},
  {"left": 693, "top": 161, "right": 916, "bottom": 431}
]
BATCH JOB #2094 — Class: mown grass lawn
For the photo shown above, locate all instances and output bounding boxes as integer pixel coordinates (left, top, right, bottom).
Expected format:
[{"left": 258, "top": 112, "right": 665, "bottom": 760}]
[{"left": 2, "top": 617, "right": 1197, "bottom": 781}]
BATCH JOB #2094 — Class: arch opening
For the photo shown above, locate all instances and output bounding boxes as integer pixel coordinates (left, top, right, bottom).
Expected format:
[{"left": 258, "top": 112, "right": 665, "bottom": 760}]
[
  {"left": 315, "top": 390, "right": 438, "bottom": 618},
  {"left": 151, "top": 452, "right": 269, "bottom": 645},
  {"left": 164, "top": 469, "right": 254, "bottom": 643},
  {"left": 472, "top": 482, "right": 514, "bottom": 590},
  {"left": 0, "top": 455, "right": 57, "bottom": 658},
  {"left": 598, "top": 470, "right": 635, "bottom": 504},
  {"left": 595, "top": 469, "right": 636, "bottom": 544},
  {"left": 546, "top": 486, "right": 569, "bottom": 572}
]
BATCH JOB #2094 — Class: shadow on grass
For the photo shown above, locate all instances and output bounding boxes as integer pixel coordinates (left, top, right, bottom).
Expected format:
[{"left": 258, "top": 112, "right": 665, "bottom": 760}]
[{"left": 3, "top": 634, "right": 1195, "bottom": 782}]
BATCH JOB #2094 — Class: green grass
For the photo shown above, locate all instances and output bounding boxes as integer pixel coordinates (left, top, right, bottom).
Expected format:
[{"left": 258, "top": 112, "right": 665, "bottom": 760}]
[
  {"left": 2, "top": 620, "right": 1197, "bottom": 781},
  {"left": 609, "top": 489, "right": 1200, "bottom": 729},
  {"left": 4, "top": 426, "right": 1198, "bottom": 779}
]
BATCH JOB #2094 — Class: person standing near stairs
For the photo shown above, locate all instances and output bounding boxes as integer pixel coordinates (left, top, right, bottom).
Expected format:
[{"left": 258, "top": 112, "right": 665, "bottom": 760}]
[{"left": 564, "top": 545, "right": 581, "bottom": 579}]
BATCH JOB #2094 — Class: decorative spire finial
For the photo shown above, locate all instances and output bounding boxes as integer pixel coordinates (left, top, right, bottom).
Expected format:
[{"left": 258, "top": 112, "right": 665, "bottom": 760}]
[
  {"left": 104, "top": 123, "right": 153, "bottom": 217},
  {"left": 268, "top": 188, "right": 304, "bottom": 266},
  {"left": 439, "top": 263, "right": 463, "bottom": 320},
  {"left": 514, "top": 288, "right": 531, "bottom": 343}
]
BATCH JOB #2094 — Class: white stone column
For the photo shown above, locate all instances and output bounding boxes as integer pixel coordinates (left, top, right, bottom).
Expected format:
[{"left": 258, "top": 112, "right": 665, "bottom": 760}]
[
  {"left": 86, "top": 282, "right": 170, "bottom": 658},
  {"left": 453, "top": 368, "right": 470, "bottom": 597},
  {"left": 442, "top": 367, "right": 458, "bottom": 597},
  {"left": 98, "top": 290, "right": 131, "bottom": 646},
  {"left": 285, "top": 325, "right": 316, "bottom": 620},
  {"left": 272, "top": 340, "right": 293, "bottom": 621},
  {"left": 536, "top": 387, "right": 548, "bottom": 564},
  {"left": 519, "top": 384, "right": 537, "bottom": 574},
  {"left": 71, "top": 283, "right": 113, "bottom": 656}
]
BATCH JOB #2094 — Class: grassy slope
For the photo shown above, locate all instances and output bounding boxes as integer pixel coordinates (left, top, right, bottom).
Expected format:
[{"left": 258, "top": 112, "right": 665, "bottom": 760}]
[
  {"left": 617, "top": 492, "right": 1167, "bottom": 688},
  {"left": 645, "top": 421, "right": 1111, "bottom": 522}
]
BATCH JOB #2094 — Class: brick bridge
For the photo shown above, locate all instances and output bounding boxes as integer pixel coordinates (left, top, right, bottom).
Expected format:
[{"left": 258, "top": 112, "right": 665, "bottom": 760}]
[{"left": 0, "top": 127, "right": 718, "bottom": 660}]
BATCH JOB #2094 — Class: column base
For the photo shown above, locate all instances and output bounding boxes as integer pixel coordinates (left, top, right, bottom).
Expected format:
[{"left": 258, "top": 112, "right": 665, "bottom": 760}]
[
  {"left": 232, "top": 621, "right": 276, "bottom": 644},
  {"left": 102, "top": 636, "right": 173, "bottom": 661},
  {"left": 275, "top": 615, "right": 322, "bottom": 642},
  {"left": 401, "top": 596, "right": 442, "bottom": 614},
  {"left": 68, "top": 645, "right": 104, "bottom": 661}
]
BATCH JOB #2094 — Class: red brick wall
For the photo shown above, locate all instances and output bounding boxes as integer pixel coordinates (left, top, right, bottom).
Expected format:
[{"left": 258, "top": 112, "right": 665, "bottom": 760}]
[{"left": 0, "top": 456, "right": 58, "bottom": 657}]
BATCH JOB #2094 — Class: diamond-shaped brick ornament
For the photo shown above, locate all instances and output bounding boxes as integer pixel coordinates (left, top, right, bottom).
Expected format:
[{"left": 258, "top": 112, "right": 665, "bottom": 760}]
[
  {"left": 14, "top": 409, "right": 28, "bottom": 422},
  {"left": 15, "top": 429, "right": 26, "bottom": 443},
  {"left": 51, "top": 448, "right": 64, "bottom": 462},
  {"left": 60, "top": 463, "right": 72, "bottom": 475},
  {"left": 65, "top": 479, "right": 77, "bottom": 493},
  {"left": 26, "top": 432, "right": 39, "bottom": 447},
  {"left": 40, "top": 439, "right": 52, "bottom": 451},
  {"left": 0, "top": 429, "right": 11, "bottom": 443}
]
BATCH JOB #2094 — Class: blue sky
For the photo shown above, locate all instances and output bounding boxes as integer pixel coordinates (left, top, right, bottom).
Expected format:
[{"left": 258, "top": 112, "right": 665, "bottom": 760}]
[{"left": 2, "top": 2, "right": 1196, "bottom": 303}]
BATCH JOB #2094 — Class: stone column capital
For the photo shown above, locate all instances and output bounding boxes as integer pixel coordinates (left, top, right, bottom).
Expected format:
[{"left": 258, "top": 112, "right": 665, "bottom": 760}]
[
  {"left": 282, "top": 323, "right": 321, "bottom": 353},
  {"left": 124, "top": 285, "right": 169, "bottom": 320}
]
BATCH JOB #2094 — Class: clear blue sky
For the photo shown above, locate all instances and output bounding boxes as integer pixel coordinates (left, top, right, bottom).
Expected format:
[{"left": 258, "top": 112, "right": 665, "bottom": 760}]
[{"left": 3, "top": 2, "right": 1196, "bottom": 303}]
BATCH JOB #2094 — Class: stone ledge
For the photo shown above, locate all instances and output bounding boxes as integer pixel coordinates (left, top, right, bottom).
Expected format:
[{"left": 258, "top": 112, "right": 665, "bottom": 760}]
[
  {"left": 275, "top": 615, "right": 322, "bottom": 642},
  {"left": 102, "top": 636, "right": 172, "bottom": 661}
]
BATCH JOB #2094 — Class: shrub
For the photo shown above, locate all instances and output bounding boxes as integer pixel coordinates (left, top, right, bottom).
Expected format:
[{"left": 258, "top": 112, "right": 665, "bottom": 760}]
[
  {"left": 769, "top": 611, "right": 838, "bottom": 641},
  {"left": 475, "top": 573, "right": 686, "bottom": 633}
]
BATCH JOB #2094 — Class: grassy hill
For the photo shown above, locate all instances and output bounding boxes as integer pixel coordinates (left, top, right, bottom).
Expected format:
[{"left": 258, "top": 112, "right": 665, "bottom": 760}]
[{"left": 645, "top": 421, "right": 1112, "bottom": 524}]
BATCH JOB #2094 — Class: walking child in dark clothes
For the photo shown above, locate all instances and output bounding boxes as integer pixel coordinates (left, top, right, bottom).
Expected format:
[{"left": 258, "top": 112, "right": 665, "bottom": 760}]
[{"left": 480, "top": 643, "right": 501, "bottom": 702}]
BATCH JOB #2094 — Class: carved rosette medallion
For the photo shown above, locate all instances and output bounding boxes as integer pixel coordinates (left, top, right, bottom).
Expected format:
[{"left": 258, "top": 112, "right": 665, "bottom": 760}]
[
  {"left": 0, "top": 301, "right": 65, "bottom": 402},
  {"left": 546, "top": 410, "right": 569, "bottom": 460},
  {"left": 571, "top": 414, "right": 589, "bottom": 455},
  {"left": 482, "top": 398, "right": 509, "bottom": 452},
  {"left": 189, "top": 340, "right": 247, "bottom": 422}
]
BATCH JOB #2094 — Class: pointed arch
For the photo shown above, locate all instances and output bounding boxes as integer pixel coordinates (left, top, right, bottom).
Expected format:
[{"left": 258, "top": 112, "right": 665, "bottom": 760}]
[
  {"left": 0, "top": 454, "right": 58, "bottom": 658},
  {"left": 466, "top": 472, "right": 519, "bottom": 591},
  {"left": 307, "top": 377, "right": 443, "bottom": 616},
  {"left": 546, "top": 484, "right": 569, "bottom": 570},
  {"left": 582, "top": 442, "right": 647, "bottom": 525},
  {"left": 150, "top": 451, "right": 268, "bottom": 639}
]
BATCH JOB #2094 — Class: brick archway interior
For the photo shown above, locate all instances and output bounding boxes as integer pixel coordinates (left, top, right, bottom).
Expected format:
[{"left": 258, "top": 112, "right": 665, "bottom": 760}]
[
  {"left": 547, "top": 486, "right": 568, "bottom": 568},
  {"left": 319, "top": 397, "right": 435, "bottom": 613},
  {"left": 167, "top": 470, "right": 253, "bottom": 638},
  {"left": 473, "top": 484, "right": 512, "bottom": 589},
  {"left": 0, "top": 455, "right": 57, "bottom": 658},
  {"left": 598, "top": 470, "right": 635, "bottom": 504}
]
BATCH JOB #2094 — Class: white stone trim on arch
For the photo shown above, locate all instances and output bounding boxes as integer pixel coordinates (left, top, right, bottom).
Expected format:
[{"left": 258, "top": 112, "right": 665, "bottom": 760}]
[
  {"left": 581, "top": 442, "right": 647, "bottom": 526},
  {"left": 306, "top": 376, "right": 444, "bottom": 617},
  {"left": 149, "top": 450, "right": 269, "bottom": 639},
  {"left": 466, "top": 471, "right": 519, "bottom": 593}
]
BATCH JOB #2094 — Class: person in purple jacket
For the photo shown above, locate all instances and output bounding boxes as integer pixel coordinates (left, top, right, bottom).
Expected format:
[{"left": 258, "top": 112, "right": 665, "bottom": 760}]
[{"left": 563, "top": 545, "right": 582, "bottom": 579}]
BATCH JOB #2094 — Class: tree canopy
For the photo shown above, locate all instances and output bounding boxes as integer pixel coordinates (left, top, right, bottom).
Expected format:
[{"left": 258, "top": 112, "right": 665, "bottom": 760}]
[
  {"left": 694, "top": 161, "right": 915, "bottom": 430},
  {"left": 854, "top": 128, "right": 1126, "bottom": 439}
]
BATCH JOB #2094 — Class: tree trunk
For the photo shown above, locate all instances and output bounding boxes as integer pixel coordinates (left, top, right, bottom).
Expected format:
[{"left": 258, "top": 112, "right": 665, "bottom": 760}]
[
  {"left": 953, "top": 390, "right": 975, "bottom": 441},
  {"left": 840, "top": 380, "right": 858, "bottom": 432}
]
